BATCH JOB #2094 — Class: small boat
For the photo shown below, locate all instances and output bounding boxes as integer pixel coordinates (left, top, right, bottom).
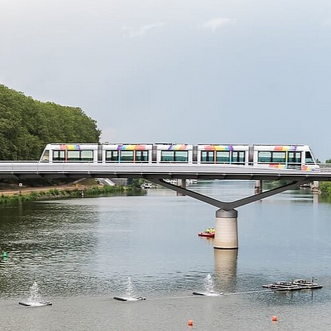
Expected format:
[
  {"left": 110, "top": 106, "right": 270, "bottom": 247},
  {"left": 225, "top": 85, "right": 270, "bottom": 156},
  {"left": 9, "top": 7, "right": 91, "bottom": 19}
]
[
  {"left": 262, "top": 281, "right": 292, "bottom": 289},
  {"left": 198, "top": 232, "right": 214, "bottom": 238},
  {"left": 263, "top": 278, "right": 323, "bottom": 291},
  {"left": 198, "top": 228, "right": 215, "bottom": 238},
  {"left": 141, "top": 182, "right": 154, "bottom": 189}
]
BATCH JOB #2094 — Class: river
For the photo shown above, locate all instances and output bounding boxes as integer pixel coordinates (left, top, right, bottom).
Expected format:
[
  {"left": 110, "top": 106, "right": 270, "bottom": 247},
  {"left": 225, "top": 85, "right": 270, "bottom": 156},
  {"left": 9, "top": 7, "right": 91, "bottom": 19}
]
[{"left": 1, "top": 180, "right": 331, "bottom": 330}]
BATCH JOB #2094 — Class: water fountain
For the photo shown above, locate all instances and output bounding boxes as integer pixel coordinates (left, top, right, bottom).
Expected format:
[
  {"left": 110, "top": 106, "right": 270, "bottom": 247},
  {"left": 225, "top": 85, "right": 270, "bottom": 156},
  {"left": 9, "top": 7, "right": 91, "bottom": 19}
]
[
  {"left": 193, "top": 274, "right": 223, "bottom": 296},
  {"left": 114, "top": 277, "right": 146, "bottom": 301},
  {"left": 19, "top": 281, "right": 52, "bottom": 307}
]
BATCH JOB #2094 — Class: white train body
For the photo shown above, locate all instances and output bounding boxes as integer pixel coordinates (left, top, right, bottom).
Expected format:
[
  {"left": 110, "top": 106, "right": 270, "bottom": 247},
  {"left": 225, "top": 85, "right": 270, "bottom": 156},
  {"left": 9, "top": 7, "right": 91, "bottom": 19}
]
[
  {"left": 251, "top": 145, "right": 318, "bottom": 171},
  {"left": 39, "top": 143, "right": 319, "bottom": 171},
  {"left": 197, "top": 144, "right": 250, "bottom": 165}
]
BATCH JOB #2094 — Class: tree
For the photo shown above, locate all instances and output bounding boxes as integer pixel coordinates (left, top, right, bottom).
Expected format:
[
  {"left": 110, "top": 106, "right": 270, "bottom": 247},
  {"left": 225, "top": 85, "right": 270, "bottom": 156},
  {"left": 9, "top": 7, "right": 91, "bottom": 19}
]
[{"left": 0, "top": 83, "right": 101, "bottom": 160}]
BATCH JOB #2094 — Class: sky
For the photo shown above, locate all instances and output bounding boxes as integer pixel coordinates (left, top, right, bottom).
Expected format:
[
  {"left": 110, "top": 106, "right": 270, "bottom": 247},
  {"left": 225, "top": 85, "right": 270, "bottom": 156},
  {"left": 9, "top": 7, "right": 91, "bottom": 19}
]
[{"left": 0, "top": 0, "right": 331, "bottom": 160}]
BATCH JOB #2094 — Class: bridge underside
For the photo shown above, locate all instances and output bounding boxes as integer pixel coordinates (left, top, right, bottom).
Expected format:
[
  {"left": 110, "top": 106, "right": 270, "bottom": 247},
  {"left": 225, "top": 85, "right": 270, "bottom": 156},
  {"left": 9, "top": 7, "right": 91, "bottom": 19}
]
[
  {"left": 148, "top": 178, "right": 312, "bottom": 210},
  {"left": 1, "top": 165, "right": 320, "bottom": 249},
  {"left": 0, "top": 164, "right": 327, "bottom": 249},
  {"left": 147, "top": 178, "right": 312, "bottom": 250}
]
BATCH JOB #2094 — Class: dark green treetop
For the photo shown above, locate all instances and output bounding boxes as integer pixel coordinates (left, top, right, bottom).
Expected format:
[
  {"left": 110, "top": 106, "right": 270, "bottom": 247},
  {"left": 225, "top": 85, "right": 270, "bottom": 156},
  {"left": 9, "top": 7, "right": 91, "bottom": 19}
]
[{"left": 0, "top": 84, "right": 101, "bottom": 160}]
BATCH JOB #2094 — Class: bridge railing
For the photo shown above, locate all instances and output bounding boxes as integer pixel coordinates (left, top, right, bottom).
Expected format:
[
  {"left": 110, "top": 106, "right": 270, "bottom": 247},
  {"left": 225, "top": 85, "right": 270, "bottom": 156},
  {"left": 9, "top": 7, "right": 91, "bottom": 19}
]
[{"left": 318, "top": 164, "right": 331, "bottom": 172}]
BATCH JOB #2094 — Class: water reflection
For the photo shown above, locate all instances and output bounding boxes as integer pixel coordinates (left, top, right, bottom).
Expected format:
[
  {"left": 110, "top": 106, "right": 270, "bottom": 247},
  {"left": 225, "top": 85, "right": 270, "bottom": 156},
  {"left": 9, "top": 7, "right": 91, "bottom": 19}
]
[
  {"left": 214, "top": 249, "right": 238, "bottom": 292},
  {"left": 1, "top": 182, "right": 331, "bottom": 302}
]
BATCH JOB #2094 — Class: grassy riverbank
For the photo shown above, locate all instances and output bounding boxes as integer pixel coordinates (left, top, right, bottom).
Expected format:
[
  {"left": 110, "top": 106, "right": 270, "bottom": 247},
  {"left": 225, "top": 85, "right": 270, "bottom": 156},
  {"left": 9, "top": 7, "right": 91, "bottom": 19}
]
[{"left": 0, "top": 180, "right": 144, "bottom": 205}]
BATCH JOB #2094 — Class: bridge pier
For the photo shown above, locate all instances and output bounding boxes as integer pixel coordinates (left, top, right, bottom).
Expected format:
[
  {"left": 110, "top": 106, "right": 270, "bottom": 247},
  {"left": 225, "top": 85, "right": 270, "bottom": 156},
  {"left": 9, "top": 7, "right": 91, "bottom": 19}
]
[
  {"left": 214, "top": 248, "right": 238, "bottom": 291},
  {"left": 254, "top": 180, "right": 262, "bottom": 194},
  {"left": 149, "top": 177, "right": 310, "bottom": 250},
  {"left": 177, "top": 179, "right": 186, "bottom": 196},
  {"left": 214, "top": 209, "right": 238, "bottom": 249}
]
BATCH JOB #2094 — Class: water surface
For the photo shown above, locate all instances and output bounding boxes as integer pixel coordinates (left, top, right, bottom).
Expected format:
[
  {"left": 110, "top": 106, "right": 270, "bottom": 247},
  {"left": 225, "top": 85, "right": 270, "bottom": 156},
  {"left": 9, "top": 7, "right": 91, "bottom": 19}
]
[{"left": 1, "top": 181, "right": 331, "bottom": 330}]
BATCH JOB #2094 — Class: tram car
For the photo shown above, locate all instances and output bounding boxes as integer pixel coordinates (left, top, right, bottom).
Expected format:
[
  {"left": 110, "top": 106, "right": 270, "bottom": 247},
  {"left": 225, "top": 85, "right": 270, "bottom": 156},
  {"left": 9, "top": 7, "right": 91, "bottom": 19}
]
[
  {"left": 251, "top": 145, "right": 318, "bottom": 171},
  {"left": 196, "top": 144, "right": 249, "bottom": 165},
  {"left": 39, "top": 143, "right": 319, "bottom": 171}
]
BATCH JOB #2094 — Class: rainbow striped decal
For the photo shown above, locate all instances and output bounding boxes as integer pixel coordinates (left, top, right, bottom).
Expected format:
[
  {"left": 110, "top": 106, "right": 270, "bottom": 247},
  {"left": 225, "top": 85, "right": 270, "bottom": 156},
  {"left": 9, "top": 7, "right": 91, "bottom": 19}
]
[
  {"left": 203, "top": 145, "right": 233, "bottom": 151},
  {"left": 274, "top": 146, "right": 297, "bottom": 151},
  {"left": 117, "top": 144, "right": 146, "bottom": 151},
  {"left": 60, "top": 144, "right": 81, "bottom": 150},
  {"left": 268, "top": 164, "right": 287, "bottom": 169},
  {"left": 302, "top": 165, "right": 313, "bottom": 171},
  {"left": 167, "top": 144, "right": 189, "bottom": 150}
]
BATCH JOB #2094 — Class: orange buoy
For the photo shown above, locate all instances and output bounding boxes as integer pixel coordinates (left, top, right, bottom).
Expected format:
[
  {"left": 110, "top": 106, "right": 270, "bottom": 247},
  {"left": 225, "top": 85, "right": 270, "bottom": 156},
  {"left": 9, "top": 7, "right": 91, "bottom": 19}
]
[
  {"left": 272, "top": 315, "right": 278, "bottom": 322},
  {"left": 187, "top": 319, "right": 193, "bottom": 326}
]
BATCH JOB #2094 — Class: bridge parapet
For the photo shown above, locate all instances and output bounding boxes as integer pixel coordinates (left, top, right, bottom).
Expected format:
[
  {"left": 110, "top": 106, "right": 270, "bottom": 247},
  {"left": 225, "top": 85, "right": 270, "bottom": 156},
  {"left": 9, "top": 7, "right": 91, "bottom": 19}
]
[{"left": 319, "top": 164, "right": 331, "bottom": 172}]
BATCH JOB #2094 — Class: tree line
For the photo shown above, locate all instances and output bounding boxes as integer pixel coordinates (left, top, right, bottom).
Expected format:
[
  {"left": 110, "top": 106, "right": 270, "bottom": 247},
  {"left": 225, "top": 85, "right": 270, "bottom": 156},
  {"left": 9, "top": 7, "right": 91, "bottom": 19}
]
[{"left": 0, "top": 84, "right": 101, "bottom": 160}]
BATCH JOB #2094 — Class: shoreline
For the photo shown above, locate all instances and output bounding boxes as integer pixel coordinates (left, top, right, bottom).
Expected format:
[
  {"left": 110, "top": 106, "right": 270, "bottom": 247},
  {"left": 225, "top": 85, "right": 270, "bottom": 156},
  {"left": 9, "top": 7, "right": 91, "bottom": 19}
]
[
  {"left": 0, "top": 184, "right": 85, "bottom": 196},
  {"left": 0, "top": 184, "right": 141, "bottom": 205}
]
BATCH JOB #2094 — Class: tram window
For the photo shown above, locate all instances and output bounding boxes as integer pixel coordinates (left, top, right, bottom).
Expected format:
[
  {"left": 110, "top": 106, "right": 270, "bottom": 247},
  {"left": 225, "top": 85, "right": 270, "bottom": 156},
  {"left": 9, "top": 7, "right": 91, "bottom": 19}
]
[
  {"left": 135, "top": 150, "right": 149, "bottom": 162},
  {"left": 161, "top": 151, "right": 188, "bottom": 162},
  {"left": 288, "top": 152, "right": 301, "bottom": 164},
  {"left": 40, "top": 150, "right": 49, "bottom": 162},
  {"left": 272, "top": 152, "right": 286, "bottom": 163},
  {"left": 120, "top": 151, "right": 134, "bottom": 162},
  {"left": 161, "top": 151, "right": 174, "bottom": 162},
  {"left": 67, "top": 151, "right": 80, "bottom": 161},
  {"left": 216, "top": 151, "right": 230, "bottom": 163},
  {"left": 106, "top": 151, "right": 118, "bottom": 162},
  {"left": 258, "top": 151, "right": 271, "bottom": 163},
  {"left": 175, "top": 151, "right": 188, "bottom": 162},
  {"left": 53, "top": 150, "right": 65, "bottom": 162},
  {"left": 305, "top": 151, "right": 314, "bottom": 164},
  {"left": 81, "top": 150, "right": 93, "bottom": 162},
  {"left": 232, "top": 151, "right": 245, "bottom": 164},
  {"left": 201, "top": 151, "right": 214, "bottom": 163}
]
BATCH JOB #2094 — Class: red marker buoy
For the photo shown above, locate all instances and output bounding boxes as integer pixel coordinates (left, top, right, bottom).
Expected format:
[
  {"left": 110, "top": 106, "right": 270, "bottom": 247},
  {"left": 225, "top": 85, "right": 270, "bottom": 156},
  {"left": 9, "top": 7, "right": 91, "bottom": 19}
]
[
  {"left": 188, "top": 319, "right": 193, "bottom": 326},
  {"left": 272, "top": 315, "right": 278, "bottom": 322}
]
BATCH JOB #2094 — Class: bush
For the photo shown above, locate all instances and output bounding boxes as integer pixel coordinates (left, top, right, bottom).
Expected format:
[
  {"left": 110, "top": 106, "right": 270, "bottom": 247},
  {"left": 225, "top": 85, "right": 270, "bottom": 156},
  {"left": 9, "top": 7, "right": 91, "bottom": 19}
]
[{"left": 319, "top": 182, "right": 331, "bottom": 195}]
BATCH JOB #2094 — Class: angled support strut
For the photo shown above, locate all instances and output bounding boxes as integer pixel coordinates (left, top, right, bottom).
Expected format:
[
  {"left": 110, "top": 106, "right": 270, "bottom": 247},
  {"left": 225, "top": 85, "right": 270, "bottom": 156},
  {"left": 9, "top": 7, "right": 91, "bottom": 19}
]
[
  {"left": 148, "top": 178, "right": 312, "bottom": 210},
  {"left": 147, "top": 177, "right": 312, "bottom": 249}
]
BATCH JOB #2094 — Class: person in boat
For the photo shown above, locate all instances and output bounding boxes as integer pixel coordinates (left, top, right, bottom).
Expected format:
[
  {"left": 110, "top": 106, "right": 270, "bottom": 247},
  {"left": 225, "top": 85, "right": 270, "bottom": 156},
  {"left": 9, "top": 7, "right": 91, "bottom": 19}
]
[{"left": 205, "top": 227, "right": 215, "bottom": 234}]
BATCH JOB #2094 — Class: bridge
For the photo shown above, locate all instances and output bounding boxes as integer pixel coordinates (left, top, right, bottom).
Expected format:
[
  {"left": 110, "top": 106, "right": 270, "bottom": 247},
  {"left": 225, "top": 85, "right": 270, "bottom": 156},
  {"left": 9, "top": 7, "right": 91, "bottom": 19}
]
[{"left": 1, "top": 161, "right": 331, "bottom": 250}]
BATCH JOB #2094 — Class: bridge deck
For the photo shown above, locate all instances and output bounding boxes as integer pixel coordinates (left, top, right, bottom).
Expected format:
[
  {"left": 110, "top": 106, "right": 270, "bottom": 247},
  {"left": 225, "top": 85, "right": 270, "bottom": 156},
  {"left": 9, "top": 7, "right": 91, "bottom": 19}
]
[{"left": 0, "top": 163, "right": 331, "bottom": 181}]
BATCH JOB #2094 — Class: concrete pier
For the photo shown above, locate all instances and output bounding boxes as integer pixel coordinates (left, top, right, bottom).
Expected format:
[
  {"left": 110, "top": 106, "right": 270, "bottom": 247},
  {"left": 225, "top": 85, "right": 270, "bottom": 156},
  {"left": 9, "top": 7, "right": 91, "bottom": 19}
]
[
  {"left": 150, "top": 177, "right": 310, "bottom": 250},
  {"left": 177, "top": 179, "right": 187, "bottom": 196},
  {"left": 254, "top": 180, "right": 262, "bottom": 194},
  {"left": 214, "top": 209, "right": 238, "bottom": 249},
  {"left": 214, "top": 249, "right": 238, "bottom": 292}
]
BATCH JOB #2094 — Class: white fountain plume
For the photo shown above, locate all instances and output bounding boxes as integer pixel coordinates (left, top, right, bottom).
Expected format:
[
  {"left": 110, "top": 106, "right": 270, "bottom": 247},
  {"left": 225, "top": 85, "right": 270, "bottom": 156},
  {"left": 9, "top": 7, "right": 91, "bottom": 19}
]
[
  {"left": 19, "top": 281, "right": 52, "bottom": 307},
  {"left": 113, "top": 277, "right": 146, "bottom": 302},
  {"left": 193, "top": 274, "right": 223, "bottom": 296},
  {"left": 125, "top": 277, "right": 136, "bottom": 298},
  {"left": 204, "top": 274, "right": 215, "bottom": 294},
  {"left": 28, "top": 281, "right": 41, "bottom": 303}
]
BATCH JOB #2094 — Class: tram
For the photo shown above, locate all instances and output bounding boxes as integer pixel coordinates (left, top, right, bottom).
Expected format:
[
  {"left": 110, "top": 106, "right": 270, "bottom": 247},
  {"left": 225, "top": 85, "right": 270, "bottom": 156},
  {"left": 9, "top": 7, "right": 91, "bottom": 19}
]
[{"left": 39, "top": 143, "right": 319, "bottom": 171}]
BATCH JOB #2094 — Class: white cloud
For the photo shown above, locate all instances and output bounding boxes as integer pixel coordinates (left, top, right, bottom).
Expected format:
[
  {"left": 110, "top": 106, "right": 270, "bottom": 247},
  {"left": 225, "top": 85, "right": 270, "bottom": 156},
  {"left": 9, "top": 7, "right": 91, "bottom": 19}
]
[
  {"left": 123, "top": 22, "right": 165, "bottom": 38},
  {"left": 202, "top": 18, "right": 235, "bottom": 32}
]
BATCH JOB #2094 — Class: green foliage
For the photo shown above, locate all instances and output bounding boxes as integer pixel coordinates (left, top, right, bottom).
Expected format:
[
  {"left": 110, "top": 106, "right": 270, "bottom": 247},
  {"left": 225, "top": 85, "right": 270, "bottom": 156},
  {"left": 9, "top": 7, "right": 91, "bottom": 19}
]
[
  {"left": 0, "top": 185, "right": 130, "bottom": 205},
  {"left": 131, "top": 178, "right": 145, "bottom": 188},
  {"left": 325, "top": 159, "right": 331, "bottom": 164},
  {"left": 319, "top": 182, "right": 331, "bottom": 195},
  {"left": 0, "top": 84, "right": 101, "bottom": 160}
]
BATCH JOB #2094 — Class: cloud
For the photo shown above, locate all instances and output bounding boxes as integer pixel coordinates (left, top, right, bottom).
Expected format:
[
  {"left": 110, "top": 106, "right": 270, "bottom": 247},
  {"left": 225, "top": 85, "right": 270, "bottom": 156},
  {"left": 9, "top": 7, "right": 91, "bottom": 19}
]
[
  {"left": 123, "top": 22, "right": 165, "bottom": 38},
  {"left": 202, "top": 18, "right": 235, "bottom": 33}
]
